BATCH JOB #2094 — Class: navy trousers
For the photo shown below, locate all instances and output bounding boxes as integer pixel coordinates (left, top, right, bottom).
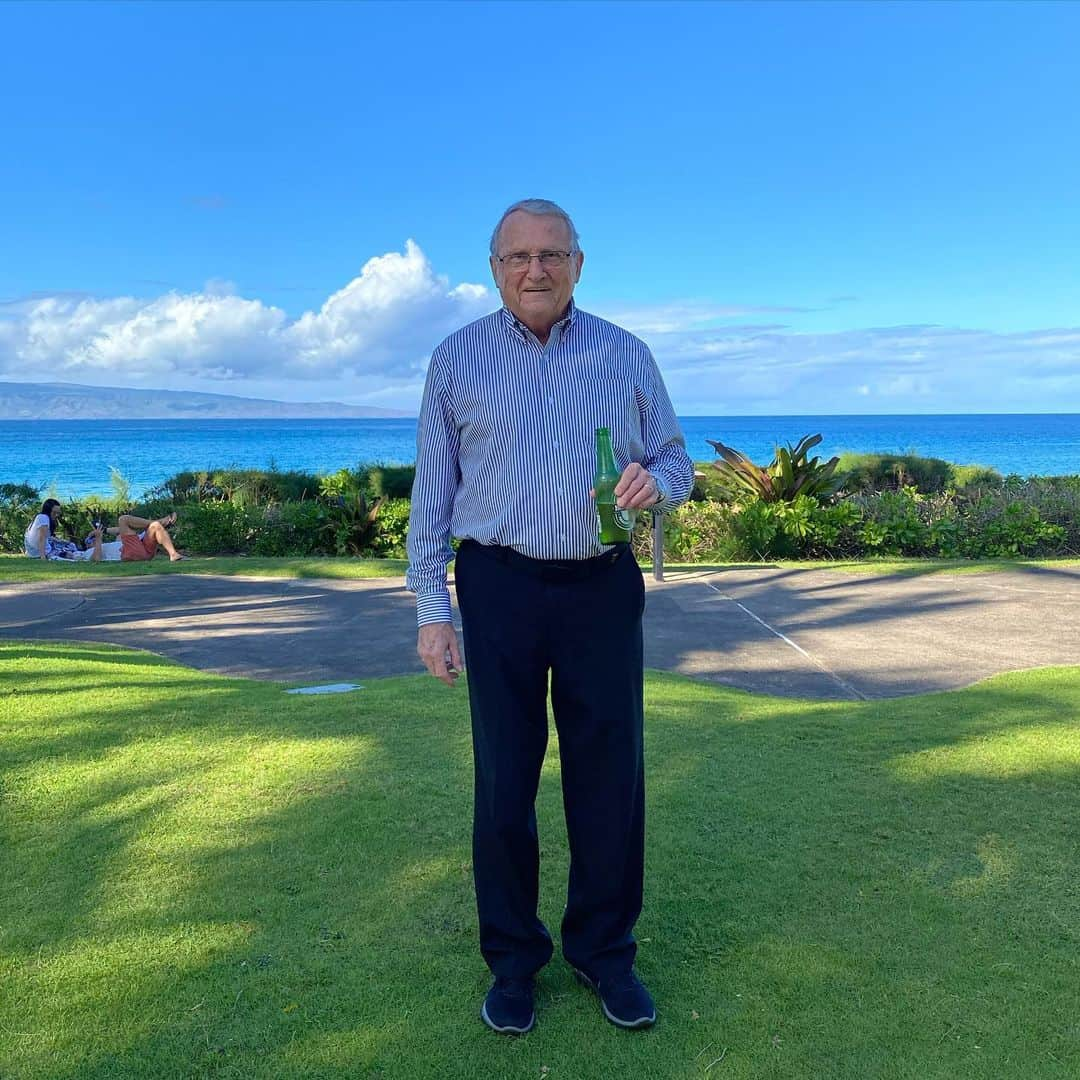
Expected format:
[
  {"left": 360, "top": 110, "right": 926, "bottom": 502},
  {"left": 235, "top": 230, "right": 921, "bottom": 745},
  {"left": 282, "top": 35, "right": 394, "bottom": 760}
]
[{"left": 453, "top": 539, "right": 646, "bottom": 981}]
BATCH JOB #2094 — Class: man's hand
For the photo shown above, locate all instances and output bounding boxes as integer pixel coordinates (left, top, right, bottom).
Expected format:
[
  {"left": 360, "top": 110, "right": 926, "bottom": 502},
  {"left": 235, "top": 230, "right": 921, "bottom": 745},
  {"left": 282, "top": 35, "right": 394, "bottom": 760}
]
[
  {"left": 614, "top": 463, "right": 661, "bottom": 510},
  {"left": 417, "top": 621, "right": 462, "bottom": 687}
]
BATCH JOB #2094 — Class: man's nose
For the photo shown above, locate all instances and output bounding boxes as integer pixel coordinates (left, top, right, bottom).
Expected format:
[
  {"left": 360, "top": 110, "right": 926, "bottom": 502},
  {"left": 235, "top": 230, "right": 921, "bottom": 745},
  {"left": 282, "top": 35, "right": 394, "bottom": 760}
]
[{"left": 525, "top": 258, "right": 548, "bottom": 280}]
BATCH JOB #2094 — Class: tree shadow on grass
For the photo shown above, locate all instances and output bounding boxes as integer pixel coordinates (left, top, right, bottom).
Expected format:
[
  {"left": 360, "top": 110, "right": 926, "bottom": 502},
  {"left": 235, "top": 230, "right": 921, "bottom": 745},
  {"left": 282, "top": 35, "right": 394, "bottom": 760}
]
[{"left": 2, "top": 648, "right": 1080, "bottom": 1079}]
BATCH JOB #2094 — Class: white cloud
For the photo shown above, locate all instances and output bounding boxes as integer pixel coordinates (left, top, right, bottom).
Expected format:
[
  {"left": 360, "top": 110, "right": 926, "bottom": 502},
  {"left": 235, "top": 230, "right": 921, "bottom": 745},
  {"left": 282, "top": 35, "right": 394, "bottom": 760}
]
[
  {"left": 0, "top": 240, "right": 491, "bottom": 394},
  {"left": 3, "top": 258, "right": 1079, "bottom": 414},
  {"left": 591, "top": 310, "right": 1080, "bottom": 413},
  {"left": 282, "top": 241, "right": 488, "bottom": 378}
]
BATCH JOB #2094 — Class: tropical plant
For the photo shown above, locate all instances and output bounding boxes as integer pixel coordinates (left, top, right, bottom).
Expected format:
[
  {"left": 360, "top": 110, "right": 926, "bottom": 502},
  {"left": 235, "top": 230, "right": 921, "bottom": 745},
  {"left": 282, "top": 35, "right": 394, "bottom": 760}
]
[
  {"left": 707, "top": 434, "right": 842, "bottom": 503},
  {"left": 323, "top": 491, "right": 383, "bottom": 556},
  {"left": 109, "top": 466, "right": 132, "bottom": 510},
  {"left": 316, "top": 468, "right": 382, "bottom": 554}
]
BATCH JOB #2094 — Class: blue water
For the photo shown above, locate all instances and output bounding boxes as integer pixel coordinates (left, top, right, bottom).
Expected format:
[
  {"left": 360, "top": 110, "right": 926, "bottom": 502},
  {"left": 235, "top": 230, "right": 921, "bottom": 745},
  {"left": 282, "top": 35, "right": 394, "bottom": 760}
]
[{"left": 2, "top": 415, "right": 1078, "bottom": 499}]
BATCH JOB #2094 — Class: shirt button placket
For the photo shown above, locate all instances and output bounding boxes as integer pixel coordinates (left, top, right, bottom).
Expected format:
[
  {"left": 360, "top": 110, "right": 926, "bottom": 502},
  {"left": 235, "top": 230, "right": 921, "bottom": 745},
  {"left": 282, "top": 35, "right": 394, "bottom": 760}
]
[{"left": 539, "top": 340, "right": 563, "bottom": 556}]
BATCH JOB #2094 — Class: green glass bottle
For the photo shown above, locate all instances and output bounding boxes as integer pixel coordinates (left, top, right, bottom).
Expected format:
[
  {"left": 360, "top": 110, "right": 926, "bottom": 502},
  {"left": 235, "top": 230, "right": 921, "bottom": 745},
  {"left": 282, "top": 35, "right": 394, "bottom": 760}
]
[{"left": 594, "top": 427, "right": 634, "bottom": 544}]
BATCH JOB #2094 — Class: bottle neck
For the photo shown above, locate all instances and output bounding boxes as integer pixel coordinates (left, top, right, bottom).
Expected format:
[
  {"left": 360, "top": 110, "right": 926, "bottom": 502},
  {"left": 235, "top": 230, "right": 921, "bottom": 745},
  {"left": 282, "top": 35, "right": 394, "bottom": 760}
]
[{"left": 595, "top": 429, "right": 618, "bottom": 476}]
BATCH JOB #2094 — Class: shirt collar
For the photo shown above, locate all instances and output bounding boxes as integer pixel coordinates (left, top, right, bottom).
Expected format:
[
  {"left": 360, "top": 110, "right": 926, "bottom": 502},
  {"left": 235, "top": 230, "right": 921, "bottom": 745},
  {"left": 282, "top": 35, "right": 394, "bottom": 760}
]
[{"left": 500, "top": 298, "right": 578, "bottom": 340}]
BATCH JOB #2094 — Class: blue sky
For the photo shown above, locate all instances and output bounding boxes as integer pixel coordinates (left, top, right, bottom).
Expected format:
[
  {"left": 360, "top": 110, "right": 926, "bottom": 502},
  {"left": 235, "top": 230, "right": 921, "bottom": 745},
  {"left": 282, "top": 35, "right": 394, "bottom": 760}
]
[{"left": 1, "top": 0, "right": 1078, "bottom": 414}]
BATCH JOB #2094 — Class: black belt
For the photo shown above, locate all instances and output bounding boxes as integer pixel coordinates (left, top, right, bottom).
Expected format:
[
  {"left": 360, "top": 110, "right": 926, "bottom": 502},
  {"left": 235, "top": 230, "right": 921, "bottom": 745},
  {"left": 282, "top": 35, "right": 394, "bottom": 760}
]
[{"left": 460, "top": 539, "right": 629, "bottom": 583}]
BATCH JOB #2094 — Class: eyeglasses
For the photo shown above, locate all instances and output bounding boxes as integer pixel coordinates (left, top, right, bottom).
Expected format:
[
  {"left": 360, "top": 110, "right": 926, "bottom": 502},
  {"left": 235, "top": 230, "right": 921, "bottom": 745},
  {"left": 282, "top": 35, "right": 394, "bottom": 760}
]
[{"left": 495, "top": 250, "right": 575, "bottom": 271}]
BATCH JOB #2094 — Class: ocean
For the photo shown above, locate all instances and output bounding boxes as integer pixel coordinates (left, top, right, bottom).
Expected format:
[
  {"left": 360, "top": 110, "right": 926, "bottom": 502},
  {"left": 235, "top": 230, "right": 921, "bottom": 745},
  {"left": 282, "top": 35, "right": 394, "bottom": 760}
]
[{"left": 2, "top": 415, "right": 1079, "bottom": 500}]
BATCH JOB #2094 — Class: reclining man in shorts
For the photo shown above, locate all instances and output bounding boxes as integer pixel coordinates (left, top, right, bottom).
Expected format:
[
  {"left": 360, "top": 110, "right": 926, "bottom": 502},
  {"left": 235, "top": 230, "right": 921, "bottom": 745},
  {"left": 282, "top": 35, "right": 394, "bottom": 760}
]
[
  {"left": 85, "top": 512, "right": 186, "bottom": 563},
  {"left": 119, "top": 512, "right": 184, "bottom": 562}
]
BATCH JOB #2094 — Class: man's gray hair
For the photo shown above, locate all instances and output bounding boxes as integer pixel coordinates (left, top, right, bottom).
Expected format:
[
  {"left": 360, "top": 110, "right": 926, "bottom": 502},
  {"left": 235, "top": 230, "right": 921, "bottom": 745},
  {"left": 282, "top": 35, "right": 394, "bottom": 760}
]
[{"left": 489, "top": 198, "right": 581, "bottom": 255}]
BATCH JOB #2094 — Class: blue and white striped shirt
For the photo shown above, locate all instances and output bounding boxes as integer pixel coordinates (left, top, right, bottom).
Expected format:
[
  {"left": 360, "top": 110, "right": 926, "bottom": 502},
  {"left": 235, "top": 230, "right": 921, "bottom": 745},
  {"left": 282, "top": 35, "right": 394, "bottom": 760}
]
[{"left": 406, "top": 302, "right": 694, "bottom": 625}]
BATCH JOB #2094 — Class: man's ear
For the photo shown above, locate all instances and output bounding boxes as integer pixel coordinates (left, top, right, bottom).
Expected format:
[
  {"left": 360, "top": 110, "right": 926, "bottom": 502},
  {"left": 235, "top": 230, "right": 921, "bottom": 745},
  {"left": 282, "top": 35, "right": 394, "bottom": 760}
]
[
  {"left": 572, "top": 251, "right": 585, "bottom": 283},
  {"left": 489, "top": 255, "right": 500, "bottom": 285}
]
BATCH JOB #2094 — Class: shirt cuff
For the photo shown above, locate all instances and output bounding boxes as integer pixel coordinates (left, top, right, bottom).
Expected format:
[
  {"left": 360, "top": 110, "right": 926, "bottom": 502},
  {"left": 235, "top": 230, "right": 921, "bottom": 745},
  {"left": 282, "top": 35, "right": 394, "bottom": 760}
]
[{"left": 416, "top": 589, "right": 453, "bottom": 627}]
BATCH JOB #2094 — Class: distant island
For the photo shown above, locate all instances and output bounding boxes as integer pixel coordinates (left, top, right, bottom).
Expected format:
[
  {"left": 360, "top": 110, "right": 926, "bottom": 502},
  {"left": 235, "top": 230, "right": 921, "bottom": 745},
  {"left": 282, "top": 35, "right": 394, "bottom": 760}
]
[{"left": 0, "top": 381, "right": 413, "bottom": 420}]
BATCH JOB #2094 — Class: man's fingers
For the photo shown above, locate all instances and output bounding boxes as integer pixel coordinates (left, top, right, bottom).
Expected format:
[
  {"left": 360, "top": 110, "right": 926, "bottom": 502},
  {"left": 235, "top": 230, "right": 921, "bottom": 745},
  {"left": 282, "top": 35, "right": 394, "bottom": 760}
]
[
  {"left": 615, "top": 464, "right": 649, "bottom": 498},
  {"left": 618, "top": 482, "right": 653, "bottom": 509},
  {"left": 417, "top": 623, "right": 462, "bottom": 687}
]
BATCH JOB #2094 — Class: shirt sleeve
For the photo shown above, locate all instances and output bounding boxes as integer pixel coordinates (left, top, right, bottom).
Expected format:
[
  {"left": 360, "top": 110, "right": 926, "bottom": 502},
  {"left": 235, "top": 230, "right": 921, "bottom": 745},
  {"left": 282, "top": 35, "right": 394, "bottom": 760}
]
[
  {"left": 640, "top": 348, "right": 695, "bottom": 513},
  {"left": 405, "top": 347, "right": 460, "bottom": 626}
]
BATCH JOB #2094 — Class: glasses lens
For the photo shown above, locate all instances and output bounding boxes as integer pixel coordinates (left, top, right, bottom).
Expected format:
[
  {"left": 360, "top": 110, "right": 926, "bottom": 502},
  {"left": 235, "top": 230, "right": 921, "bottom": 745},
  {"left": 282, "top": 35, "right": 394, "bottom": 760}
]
[
  {"left": 505, "top": 254, "right": 530, "bottom": 269},
  {"left": 539, "top": 252, "right": 568, "bottom": 268}
]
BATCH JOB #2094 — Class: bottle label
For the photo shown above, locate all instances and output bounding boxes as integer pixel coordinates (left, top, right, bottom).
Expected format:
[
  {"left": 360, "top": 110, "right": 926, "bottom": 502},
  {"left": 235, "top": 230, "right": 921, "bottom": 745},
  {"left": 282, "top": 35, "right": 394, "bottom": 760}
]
[{"left": 596, "top": 501, "right": 635, "bottom": 543}]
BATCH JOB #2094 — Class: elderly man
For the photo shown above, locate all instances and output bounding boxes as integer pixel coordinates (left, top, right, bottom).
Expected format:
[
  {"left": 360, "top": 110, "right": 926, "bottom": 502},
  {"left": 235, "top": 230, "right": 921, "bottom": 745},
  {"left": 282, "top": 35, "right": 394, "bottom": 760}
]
[{"left": 407, "top": 198, "right": 693, "bottom": 1034}]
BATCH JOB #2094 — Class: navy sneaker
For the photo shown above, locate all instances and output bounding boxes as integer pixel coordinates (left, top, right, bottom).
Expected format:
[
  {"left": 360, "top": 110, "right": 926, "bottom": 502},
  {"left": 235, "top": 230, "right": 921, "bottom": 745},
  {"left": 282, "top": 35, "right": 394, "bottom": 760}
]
[
  {"left": 574, "top": 968, "right": 656, "bottom": 1029},
  {"left": 481, "top": 976, "right": 536, "bottom": 1035}
]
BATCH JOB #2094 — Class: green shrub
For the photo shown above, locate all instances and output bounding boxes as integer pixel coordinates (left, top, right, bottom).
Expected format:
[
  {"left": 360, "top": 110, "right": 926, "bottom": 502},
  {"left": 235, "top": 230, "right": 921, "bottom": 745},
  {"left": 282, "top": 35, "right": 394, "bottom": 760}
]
[
  {"left": 661, "top": 501, "right": 739, "bottom": 562},
  {"left": 250, "top": 501, "right": 328, "bottom": 557},
  {"left": 148, "top": 468, "right": 320, "bottom": 506},
  {"left": 671, "top": 484, "right": 1071, "bottom": 562},
  {"left": 364, "top": 497, "right": 411, "bottom": 558},
  {"left": 732, "top": 500, "right": 789, "bottom": 559},
  {"left": 724, "top": 497, "right": 864, "bottom": 560},
  {"left": 803, "top": 499, "right": 864, "bottom": 557},
  {"left": 172, "top": 503, "right": 263, "bottom": 555},
  {"left": 854, "top": 487, "right": 930, "bottom": 554},
  {"left": 12, "top": 456, "right": 1073, "bottom": 562},
  {"left": 1026, "top": 477, "right": 1080, "bottom": 551},
  {"left": 362, "top": 465, "right": 415, "bottom": 501},
  {"left": 837, "top": 453, "right": 954, "bottom": 494},
  {"left": 928, "top": 510, "right": 964, "bottom": 558},
  {"left": 950, "top": 464, "right": 1004, "bottom": 490},
  {"left": 837, "top": 453, "right": 1004, "bottom": 496},
  {"left": 957, "top": 498, "right": 1066, "bottom": 558},
  {"left": 0, "top": 483, "right": 41, "bottom": 553},
  {"left": 317, "top": 468, "right": 362, "bottom": 500}
]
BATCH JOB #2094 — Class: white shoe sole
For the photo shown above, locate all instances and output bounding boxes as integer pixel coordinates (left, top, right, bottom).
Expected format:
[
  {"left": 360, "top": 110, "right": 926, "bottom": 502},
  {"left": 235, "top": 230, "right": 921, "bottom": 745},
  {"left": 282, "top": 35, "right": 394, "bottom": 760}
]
[{"left": 572, "top": 968, "right": 656, "bottom": 1029}]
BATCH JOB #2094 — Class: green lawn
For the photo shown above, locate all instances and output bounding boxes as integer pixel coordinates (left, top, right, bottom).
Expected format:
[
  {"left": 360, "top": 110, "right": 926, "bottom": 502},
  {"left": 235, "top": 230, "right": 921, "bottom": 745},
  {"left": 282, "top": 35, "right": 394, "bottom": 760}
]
[
  {"left": 2, "top": 644, "right": 1078, "bottom": 1078},
  {"left": 0, "top": 554, "right": 409, "bottom": 583},
  {"left": 3, "top": 552, "right": 1080, "bottom": 586}
]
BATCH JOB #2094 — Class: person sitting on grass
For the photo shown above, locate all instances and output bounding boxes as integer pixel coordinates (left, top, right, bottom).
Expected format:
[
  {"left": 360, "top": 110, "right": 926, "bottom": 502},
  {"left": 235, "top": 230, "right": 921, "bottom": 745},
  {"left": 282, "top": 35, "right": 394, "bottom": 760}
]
[{"left": 24, "top": 499, "right": 86, "bottom": 560}]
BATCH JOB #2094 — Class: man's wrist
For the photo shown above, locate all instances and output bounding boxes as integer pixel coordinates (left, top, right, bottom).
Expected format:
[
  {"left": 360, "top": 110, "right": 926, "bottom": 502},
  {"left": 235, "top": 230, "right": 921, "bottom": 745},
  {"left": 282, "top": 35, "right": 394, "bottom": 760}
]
[{"left": 650, "top": 472, "right": 671, "bottom": 511}]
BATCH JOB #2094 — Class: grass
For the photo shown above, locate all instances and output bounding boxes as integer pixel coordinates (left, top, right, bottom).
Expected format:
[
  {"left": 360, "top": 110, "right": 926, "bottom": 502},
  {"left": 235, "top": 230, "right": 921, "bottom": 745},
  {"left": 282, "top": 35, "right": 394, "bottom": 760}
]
[
  {"left": 0, "top": 554, "right": 409, "bottom": 583},
  {"left": 2, "top": 644, "right": 1079, "bottom": 1078},
  {"left": 3, "top": 552, "right": 1080, "bottom": 586}
]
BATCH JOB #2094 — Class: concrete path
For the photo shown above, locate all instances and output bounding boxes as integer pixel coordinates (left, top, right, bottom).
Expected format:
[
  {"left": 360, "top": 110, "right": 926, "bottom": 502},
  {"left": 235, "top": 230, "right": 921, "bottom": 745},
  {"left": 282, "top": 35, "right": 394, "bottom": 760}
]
[{"left": 2, "top": 565, "right": 1080, "bottom": 699}]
